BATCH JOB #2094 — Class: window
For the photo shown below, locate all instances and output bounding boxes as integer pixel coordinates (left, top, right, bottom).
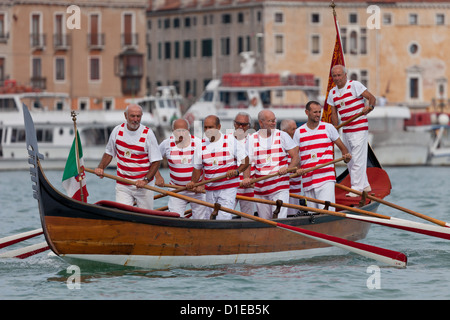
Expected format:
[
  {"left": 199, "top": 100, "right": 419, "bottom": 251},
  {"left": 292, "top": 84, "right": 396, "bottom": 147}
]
[
  {"left": 238, "top": 12, "right": 244, "bottom": 23},
  {"left": 32, "top": 57, "right": 41, "bottom": 78},
  {"left": 164, "top": 18, "right": 170, "bottom": 29},
  {"left": 164, "top": 42, "right": 171, "bottom": 59},
  {"left": 122, "top": 13, "right": 136, "bottom": 47},
  {"left": 409, "top": 14, "right": 418, "bottom": 25},
  {"left": 54, "top": 13, "right": 66, "bottom": 48},
  {"left": 436, "top": 14, "right": 445, "bottom": 25},
  {"left": 383, "top": 13, "right": 392, "bottom": 25},
  {"left": 275, "top": 34, "right": 283, "bottom": 54},
  {"left": 174, "top": 41, "right": 180, "bottom": 59},
  {"left": 55, "top": 57, "right": 65, "bottom": 81},
  {"left": 274, "top": 12, "right": 283, "bottom": 23},
  {"left": 202, "top": 39, "right": 213, "bottom": 57},
  {"left": 88, "top": 13, "right": 104, "bottom": 48},
  {"left": 311, "top": 13, "right": 320, "bottom": 24},
  {"left": 409, "top": 78, "right": 419, "bottom": 99},
  {"left": 311, "top": 35, "right": 320, "bottom": 54},
  {"left": 89, "top": 57, "right": 100, "bottom": 81},
  {"left": 409, "top": 43, "right": 419, "bottom": 55},
  {"left": 173, "top": 18, "right": 180, "bottom": 28},
  {"left": 31, "top": 13, "right": 44, "bottom": 48},
  {"left": 0, "top": 13, "right": 6, "bottom": 41},
  {"left": 222, "top": 14, "right": 232, "bottom": 24},
  {"left": 349, "top": 13, "right": 358, "bottom": 24},
  {"left": 237, "top": 36, "right": 243, "bottom": 54},
  {"left": 340, "top": 27, "right": 367, "bottom": 55},
  {"left": 185, "top": 17, "right": 191, "bottom": 27},
  {"left": 183, "top": 40, "right": 191, "bottom": 58},
  {"left": 220, "top": 37, "right": 230, "bottom": 56}
]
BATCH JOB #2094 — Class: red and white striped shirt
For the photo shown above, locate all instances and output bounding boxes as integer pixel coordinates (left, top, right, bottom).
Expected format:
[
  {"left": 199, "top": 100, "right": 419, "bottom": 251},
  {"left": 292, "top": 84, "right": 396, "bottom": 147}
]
[
  {"left": 326, "top": 80, "right": 368, "bottom": 133},
  {"left": 193, "top": 134, "right": 246, "bottom": 191},
  {"left": 246, "top": 129, "right": 296, "bottom": 196},
  {"left": 289, "top": 154, "right": 302, "bottom": 194},
  {"left": 159, "top": 134, "right": 203, "bottom": 187},
  {"left": 106, "top": 123, "right": 162, "bottom": 185},
  {"left": 293, "top": 122, "right": 339, "bottom": 191}
]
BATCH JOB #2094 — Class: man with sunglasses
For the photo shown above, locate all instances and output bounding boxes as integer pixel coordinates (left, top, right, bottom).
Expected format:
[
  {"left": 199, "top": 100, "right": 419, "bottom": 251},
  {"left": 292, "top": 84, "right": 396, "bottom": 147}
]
[{"left": 233, "top": 112, "right": 256, "bottom": 216}]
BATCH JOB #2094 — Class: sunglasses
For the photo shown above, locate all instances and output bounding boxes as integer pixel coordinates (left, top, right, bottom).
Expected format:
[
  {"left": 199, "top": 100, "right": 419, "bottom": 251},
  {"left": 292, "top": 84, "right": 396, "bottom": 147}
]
[{"left": 234, "top": 121, "right": 250, "bottom": 127}]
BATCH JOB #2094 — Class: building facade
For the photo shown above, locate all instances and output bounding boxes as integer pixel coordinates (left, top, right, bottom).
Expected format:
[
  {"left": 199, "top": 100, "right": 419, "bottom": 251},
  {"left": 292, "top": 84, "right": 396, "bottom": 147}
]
[
  {"left": 1, "top": 0, "right": 449, "bottom": 112},
  {"left": 146, "top": 0, "right": 450, "bottom": 111},
  {"left": 0, "top": 0, "right": 148, "bottom": 110}
]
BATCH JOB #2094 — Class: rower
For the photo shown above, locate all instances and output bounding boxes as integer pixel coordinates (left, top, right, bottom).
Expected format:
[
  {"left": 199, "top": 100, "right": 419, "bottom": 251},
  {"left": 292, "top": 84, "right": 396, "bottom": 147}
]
[
  {"left": 187, "top": 115, "right": 249, "bottom": 220},
  {"left": 155, "top": 118, "right": 208, "bottom": 219}
]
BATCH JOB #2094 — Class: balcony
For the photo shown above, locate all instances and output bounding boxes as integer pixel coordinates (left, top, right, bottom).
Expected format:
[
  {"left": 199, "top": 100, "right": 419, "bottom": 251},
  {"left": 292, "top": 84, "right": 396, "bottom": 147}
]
[
  {"left": 30, "top": 77, "right": 46, "bottom": 90},
  {"left": 87, "top": 33, "right": 105, "bottom": 50},
  {"left": 121, "top": 33, "right": 139, "bottom": 49},
  {"left": 30, "top": 34, "right": 46, "bottom": 50},
  {"left": 0, "top": 32, "right": 8, "bottom": 43},
  {"left": 53, "top": 34, "right": 71, "bottom": 50},
  {"left": 115, "top": 49, "right": 143, "bottom": 95}
]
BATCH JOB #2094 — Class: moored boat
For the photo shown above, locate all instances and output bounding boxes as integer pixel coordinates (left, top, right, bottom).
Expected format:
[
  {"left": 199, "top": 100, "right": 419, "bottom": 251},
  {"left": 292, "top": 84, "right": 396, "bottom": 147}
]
[
  {"left": 23, "top": 104, "right": 397, "bottom": 269},
  {"left": 0, "top": 86, "right": 183, "bottom": 171}
]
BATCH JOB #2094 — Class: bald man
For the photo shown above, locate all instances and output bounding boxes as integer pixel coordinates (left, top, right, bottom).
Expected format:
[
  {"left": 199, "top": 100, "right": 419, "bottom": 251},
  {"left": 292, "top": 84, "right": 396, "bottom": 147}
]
[
  {"left": 327, "top": 65, "right": 375, "bottom": 196},
  {"left": 95, "top": 104, "right": 162, "bottom": 209},
  {"left": 243, "top": 110, "right": 299, "bottom": 219},
  {"left": 155, "top": 118, "right": 208, "bottom": 219},
  {"left": 188, "top": 115, "right": 249, "bottom": 220}
]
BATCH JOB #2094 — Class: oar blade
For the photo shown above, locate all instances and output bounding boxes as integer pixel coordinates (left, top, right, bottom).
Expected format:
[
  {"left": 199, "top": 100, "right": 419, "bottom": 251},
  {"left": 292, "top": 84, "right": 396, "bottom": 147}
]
[
  {"left": 277, "top": 222, "right": 407, "bottom": 268},
  {"left": 0, "top": 228, "right": 43, "bottom": 249}
]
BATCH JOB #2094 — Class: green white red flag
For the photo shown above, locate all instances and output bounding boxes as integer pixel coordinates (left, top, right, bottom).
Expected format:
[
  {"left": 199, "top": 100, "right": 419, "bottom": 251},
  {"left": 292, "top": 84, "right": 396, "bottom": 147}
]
[{"left": 62, "top": 130, "right": 88, "bottom": 202}]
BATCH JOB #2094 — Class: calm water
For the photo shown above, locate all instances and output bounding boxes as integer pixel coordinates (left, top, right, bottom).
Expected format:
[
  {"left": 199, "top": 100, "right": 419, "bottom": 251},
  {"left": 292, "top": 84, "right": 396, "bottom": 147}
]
[{"left": 1, "top": 165, "right": 450, "bottom": 303}]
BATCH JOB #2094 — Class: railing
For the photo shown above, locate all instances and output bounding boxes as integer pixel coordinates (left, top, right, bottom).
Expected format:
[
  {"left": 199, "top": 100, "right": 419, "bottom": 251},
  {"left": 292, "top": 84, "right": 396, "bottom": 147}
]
[
  {"left": 53, "top": 34, "right": 71, "bottom": 50},
  {"left": 87, "top": 33, "right": 105, "bottom": 49},
  {"left": 30, "top": 34, "right": 46, "bottom": 49}
]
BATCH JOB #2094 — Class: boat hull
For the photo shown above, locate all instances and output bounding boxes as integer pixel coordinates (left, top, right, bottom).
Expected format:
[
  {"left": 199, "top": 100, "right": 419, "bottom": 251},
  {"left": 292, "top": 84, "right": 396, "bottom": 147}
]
[{"left": 37, "top": 162, "right": 375, "bottom": 269}]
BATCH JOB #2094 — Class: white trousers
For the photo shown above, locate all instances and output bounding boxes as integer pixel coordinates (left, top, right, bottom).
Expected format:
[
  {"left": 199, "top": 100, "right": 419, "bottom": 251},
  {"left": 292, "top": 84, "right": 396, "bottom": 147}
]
[
  {"left": 205, "top": 188, "right": 237, "bottom": 220},
  {"left": 168, "top": 190, "right": 208, "bottom": 219},
  {"left": 254, "top": 189, "right": 290, "bottom": 220},
  {"left": 116, "top": 181, "right": 154, "bottom": 210},
  {"left": 235, "top": 199, "right": 255, "bottom": 216},
  {"left": 288, "top": 194, "right": 300, "bottom": 216},
  {"left": 342, "top": 130, "right": 370, "bottom": 192},
  {"left": 304, "top": 181, "right": 335, "bottom": 212}
]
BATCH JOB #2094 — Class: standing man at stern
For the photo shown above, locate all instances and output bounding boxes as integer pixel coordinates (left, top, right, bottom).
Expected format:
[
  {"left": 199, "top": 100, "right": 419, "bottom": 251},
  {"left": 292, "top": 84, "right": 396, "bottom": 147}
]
[
  {"left": 95, "top": 104, "right": 162, "bottom": 209},
  {"left": 327, "top": 65, "right": 376, "bottom": 196}
]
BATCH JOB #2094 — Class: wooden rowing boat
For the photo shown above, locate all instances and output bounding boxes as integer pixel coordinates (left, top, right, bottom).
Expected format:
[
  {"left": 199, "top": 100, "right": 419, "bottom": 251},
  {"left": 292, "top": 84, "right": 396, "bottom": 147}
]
[{"left": 23, "top": 106, "right": 394, "bottom": 269}]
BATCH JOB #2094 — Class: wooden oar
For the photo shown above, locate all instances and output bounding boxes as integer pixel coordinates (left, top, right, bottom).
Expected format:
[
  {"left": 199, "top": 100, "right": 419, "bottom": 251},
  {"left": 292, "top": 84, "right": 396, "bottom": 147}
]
[
  {"left": 0, "top": 228, "right": 43, "bottom": 249},
  {"left": 288, "top": 193, "right": 450, "bottom": 241},
  {"left": 154, "top": 172, "right": 237, "bottom": 199},
  {"left": 335, "top": 111, "right": 365, "bottom": 130},
  {"left": 85, "top": 168, "right": 407, "bottom": 268},
  {"left": 336, "top": 183, "right": 450, "bottom": 228},
  {"left": 288, "top": 157, "right": 344, "bottom": 179},
  {"left": 0, "top": 242, "right": 49, "bottom": 259}
]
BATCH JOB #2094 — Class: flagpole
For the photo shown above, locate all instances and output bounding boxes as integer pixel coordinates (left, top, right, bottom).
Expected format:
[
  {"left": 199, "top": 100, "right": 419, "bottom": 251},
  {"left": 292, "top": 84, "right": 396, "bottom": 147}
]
[{"left": 71, "top": 111, "right": 84, "bottom": 202}]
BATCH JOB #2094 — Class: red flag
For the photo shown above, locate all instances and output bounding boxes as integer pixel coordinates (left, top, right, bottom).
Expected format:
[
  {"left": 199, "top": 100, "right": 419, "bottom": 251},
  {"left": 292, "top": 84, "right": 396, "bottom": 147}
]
[{"left": 322, "top": 10, "right": 346, "bottom": 123}]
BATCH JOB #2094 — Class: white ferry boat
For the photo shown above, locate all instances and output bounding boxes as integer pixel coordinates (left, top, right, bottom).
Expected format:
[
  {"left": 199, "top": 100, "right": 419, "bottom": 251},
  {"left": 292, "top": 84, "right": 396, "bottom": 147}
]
[
  {"left": 0, "top": 86, "right": 182, "bottom": 171},
  {"left": 183, "top": 73, "right": 320, "bottom": 131}
]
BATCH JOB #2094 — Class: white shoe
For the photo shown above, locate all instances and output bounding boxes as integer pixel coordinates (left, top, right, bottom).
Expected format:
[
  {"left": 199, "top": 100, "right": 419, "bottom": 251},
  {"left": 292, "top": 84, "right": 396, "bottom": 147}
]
[
  {"left": 363, "top": 186, "right": 372, "bottom": 192},
  {"left": 345, "top": 192, "right": 359, "bottom": 197}
]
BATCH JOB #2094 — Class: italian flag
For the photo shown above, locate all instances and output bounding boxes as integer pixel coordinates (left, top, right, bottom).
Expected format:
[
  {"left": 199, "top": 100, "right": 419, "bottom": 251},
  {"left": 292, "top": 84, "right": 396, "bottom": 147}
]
[{"left": 62, "top": 130, "right": 89, "bottom": 202}]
